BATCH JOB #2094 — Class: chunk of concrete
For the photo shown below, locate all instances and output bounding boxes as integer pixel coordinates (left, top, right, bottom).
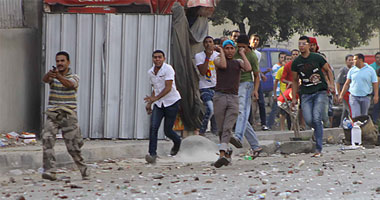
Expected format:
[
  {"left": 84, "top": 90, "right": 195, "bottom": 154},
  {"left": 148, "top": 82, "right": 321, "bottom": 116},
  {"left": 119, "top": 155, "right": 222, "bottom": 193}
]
[
  {"left": 279, "top": 141, "right": 315, "bottom": 154},
  {"left": 260, "top": 140, "right": 277, "bottom": 155}
]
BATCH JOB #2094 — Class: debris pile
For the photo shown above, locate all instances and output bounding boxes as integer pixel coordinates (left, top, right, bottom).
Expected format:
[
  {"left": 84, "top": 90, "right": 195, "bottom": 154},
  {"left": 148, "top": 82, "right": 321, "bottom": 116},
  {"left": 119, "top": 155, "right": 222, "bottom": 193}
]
[{"left": 0, "top": 132, "right": 37, "bottom": 147}]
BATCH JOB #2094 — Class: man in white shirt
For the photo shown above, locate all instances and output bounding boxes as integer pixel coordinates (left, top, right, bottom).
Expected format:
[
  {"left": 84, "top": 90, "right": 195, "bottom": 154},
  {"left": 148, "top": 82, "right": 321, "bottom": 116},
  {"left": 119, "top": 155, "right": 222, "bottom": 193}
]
[
  {"left": 144, "top": 50, "right": 182, "bottom": 164},
  {"left": 250, "top": 34, "right": 261, "bottom": 61},
  {"left": 195, "top": 36, "right": 219, "bottom": 136}
]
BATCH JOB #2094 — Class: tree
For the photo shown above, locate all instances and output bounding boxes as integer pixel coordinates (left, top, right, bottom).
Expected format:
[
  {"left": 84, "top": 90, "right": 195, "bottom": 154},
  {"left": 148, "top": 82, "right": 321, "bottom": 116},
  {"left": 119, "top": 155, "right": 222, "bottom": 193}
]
[{"left": 211, "top": 0, "right": 380, "bottom": 49}]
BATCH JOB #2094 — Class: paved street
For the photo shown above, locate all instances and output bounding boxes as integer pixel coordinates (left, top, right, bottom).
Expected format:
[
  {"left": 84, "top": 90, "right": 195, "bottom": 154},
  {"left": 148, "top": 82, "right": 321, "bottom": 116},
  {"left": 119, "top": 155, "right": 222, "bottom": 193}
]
[{"left": 2, "top": 145, "right": 380, "bottom": 200}]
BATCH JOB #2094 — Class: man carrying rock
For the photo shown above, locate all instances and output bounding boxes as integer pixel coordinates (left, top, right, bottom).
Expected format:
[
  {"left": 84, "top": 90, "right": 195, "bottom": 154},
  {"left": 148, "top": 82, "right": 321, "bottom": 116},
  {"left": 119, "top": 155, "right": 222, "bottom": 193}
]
[
  {"left": 213, "top": 40, "right": 251, "bottom": 168},
  {"left": 41, "top": 51, "right": 89, "bottom": 181},
  {"left": 291, "top": 36, "right": 335, "bottom": 157}
]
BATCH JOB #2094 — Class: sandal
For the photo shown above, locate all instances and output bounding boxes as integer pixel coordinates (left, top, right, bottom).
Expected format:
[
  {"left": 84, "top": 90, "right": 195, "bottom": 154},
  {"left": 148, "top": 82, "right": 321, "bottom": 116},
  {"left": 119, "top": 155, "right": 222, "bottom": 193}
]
[{"left": 252, "top": 147, "right": 263, "bottom": 159}]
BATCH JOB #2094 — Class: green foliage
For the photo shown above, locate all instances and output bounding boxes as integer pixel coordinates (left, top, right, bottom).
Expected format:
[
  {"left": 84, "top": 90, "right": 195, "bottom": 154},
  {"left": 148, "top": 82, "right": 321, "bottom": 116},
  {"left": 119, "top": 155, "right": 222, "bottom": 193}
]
[{"left": 211, "top": 0, "right": 380, "bottom": 49}]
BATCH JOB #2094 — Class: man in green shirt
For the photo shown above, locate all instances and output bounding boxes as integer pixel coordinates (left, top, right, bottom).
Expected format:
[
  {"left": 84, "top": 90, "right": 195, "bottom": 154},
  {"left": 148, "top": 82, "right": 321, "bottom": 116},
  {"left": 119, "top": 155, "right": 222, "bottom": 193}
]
[
  {"left": 230, "top": 34, "right": 262, "bottom": 158},
  {"left": 369, "top": 52, "right": 380, "bottom": 71},
  {"left": 370, "top": 52, "right": 380, "bottom": 122}
]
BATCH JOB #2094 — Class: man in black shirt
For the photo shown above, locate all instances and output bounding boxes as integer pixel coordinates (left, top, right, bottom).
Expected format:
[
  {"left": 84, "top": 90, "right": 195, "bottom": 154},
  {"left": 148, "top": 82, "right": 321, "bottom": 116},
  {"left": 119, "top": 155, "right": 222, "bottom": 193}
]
[{"left": 291, "top": 36, "right": 335, "bottom": 157}]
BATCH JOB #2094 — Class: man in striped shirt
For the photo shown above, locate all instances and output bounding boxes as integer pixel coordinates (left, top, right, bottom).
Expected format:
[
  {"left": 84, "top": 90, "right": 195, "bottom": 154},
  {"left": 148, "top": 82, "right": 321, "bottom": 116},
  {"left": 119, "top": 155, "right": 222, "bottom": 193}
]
[{"left": 41, "top": 51, "right": 89, "bottom": 181}]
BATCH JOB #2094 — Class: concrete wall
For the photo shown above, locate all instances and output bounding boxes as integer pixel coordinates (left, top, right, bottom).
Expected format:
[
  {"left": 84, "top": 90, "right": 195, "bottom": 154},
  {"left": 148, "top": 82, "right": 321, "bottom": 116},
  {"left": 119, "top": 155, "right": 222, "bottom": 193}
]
[
  {"left": 209, "top": 20, "right": 380, "bottom": 68},
  {"left": 0, "top": 29, "right": 41, "bottom": 133},
  {"left": 0, "top": 0, "right": 42, "bottom": 133}
]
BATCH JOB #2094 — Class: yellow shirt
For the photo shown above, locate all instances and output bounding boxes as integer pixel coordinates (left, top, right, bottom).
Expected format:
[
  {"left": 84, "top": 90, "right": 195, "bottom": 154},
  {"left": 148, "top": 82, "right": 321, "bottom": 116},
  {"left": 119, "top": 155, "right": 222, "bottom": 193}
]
[{"left": 275, "top": 67, "right": 287, "bottom": 94}]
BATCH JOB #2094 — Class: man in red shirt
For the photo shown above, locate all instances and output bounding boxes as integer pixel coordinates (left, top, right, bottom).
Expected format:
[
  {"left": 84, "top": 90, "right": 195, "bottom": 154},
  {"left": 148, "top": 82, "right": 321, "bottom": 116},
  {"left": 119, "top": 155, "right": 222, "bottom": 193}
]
[{"left": 281, "top": 49, "right": 299, "bottom": 87}]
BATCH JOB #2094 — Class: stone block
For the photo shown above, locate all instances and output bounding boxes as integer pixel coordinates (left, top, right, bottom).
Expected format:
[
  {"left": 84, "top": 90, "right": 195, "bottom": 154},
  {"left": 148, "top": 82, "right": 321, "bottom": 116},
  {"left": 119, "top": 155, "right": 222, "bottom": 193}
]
[{"left": 279, "top": 141, "right": 315, "bottom": 154}]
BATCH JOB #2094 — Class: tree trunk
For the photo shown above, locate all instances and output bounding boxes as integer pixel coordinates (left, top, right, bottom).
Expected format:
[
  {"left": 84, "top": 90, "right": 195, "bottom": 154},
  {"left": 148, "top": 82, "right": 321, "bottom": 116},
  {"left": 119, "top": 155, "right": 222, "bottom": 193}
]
[
  {"left": 248, "top": 27, "right": 254, "bottom": 38},
  {"left": 238, "top": 22, "right": 246, "bottom": 35}
]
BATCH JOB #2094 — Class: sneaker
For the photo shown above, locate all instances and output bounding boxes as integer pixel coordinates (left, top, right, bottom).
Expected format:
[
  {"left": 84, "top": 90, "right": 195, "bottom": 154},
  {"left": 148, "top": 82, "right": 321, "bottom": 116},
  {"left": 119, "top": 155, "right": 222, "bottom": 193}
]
[
  {"left": 213, "top": 156, "right": 230, "bottom": 168},
  {"left": 170, "top": 141, "right": 181, "bottom": 156},
  {"left": 42, "top": 172, "right": 57, "bottom": 181},
  {"left": 229, "top": 136, "right": 243, "bottom": 148},
  {"left": 81, "top": 167, "right": 90, "bottom": 180},
  {"left": 261, "top": 125, "right": 270, "bottom": 131},
  {"left": 145, "top": 154, "right": 157, "bottom": 164}
]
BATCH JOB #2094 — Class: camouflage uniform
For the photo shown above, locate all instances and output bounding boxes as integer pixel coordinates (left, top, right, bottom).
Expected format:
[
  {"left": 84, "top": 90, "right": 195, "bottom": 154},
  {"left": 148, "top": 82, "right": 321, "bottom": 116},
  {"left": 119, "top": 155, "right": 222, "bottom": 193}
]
[
  {"left": 42, "top": 107, "right": 87, "bottom": 175},
  {"left": 42, "top": 69, "right": 88, "bottom": 179}
]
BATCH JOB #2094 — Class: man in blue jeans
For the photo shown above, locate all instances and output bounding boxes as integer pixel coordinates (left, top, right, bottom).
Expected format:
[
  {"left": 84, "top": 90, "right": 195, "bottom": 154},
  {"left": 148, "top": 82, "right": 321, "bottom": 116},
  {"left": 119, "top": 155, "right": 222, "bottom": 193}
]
[
  {"left": 230, "top": 34, "right": 262, "bottom": 157},
  {"left": 144, "top": 50, "right": 182, "bottom": 164},
  {"left": 291, "top": 36, "right": 335, "bottom": 157}
]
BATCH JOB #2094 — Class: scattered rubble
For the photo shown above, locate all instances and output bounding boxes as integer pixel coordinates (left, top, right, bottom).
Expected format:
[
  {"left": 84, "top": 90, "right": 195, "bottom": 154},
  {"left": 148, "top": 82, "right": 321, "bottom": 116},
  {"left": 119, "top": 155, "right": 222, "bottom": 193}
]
[
  {"left": 0, "top": 132, "right": 37, "bottom": 147},
  {"left": 1, "top": 141, "right": 380, "bottom": 199},
  {"left": 9, "top": 169, "right": 23, "bottom": 176},
  {"left": 152, "top": 175, "right": 164, "bottom": 179}
]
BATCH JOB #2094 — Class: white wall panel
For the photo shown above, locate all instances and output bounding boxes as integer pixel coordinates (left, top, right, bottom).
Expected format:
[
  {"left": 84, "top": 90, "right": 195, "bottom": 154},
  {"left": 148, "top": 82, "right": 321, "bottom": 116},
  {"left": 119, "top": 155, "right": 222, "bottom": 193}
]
[
  {"left": 76, "top": 14, "right": 93, "bottom": 138},
  {"left": 89, "top": 14, "right": 106, "bottom": 138},
  {"left": 104, "top": 15, "right": 122, "bottom": 138},
  {"left": 135, "top": 15, "right": 155, "bottom": 139},
  {"left": 120, "top": 14, "right": 138, "bottom": 139}
]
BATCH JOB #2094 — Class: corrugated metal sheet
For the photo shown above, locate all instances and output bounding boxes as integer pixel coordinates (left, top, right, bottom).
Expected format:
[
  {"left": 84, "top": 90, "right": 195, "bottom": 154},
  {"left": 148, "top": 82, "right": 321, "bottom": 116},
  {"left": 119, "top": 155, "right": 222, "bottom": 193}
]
[
  {"left": 43, "top": 13, "right": 172, "bottom": 139},
  {"left": 0, "top": 0, "right": 23, "bottom": 28}
]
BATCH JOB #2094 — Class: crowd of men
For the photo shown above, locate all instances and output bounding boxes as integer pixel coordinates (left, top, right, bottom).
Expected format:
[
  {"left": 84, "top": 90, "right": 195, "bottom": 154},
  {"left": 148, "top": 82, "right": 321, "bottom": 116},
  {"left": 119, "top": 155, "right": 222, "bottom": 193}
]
[
  {"left": 41, "top": 32, "right": 380, "bottom": 180},
  {"left": 185, "top": 31, "right": 379, "bottom": 166}
]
